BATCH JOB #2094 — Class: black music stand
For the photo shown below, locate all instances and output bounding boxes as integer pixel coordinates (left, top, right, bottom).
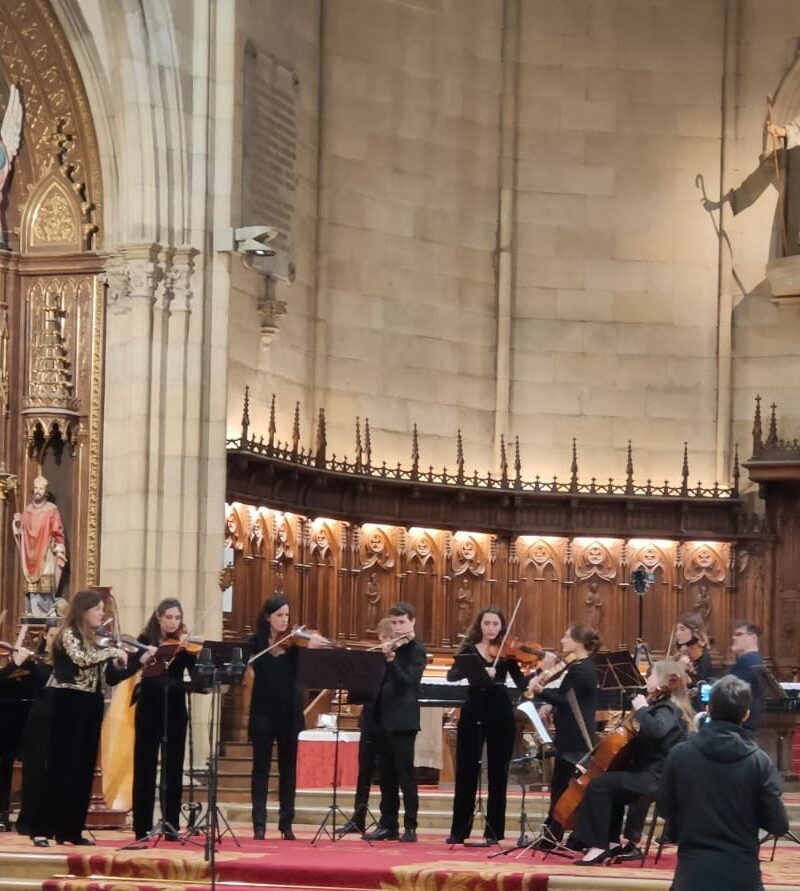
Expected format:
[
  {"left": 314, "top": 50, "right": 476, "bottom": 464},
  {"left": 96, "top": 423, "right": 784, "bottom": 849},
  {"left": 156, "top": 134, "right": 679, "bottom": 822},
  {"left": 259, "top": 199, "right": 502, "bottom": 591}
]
[
  {"left": 594, "top": 649, "right": 644, "bottom": 714},
  {"left": 450, "top": 653, "right": 497, "bottom": 847},
  {"left": 296, "top": 648, "right": 384, "bottom": 844},
  {"left": 189, "top": 641, "right": 249, "bottom": 888}
]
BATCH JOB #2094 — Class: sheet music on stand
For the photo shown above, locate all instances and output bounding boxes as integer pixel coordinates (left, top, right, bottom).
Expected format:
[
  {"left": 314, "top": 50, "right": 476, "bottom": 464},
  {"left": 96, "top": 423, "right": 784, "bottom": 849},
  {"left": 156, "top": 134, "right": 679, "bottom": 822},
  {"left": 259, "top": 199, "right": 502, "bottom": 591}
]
[{"left": 593, "top": 649, "right": 645, "bottom": 712}]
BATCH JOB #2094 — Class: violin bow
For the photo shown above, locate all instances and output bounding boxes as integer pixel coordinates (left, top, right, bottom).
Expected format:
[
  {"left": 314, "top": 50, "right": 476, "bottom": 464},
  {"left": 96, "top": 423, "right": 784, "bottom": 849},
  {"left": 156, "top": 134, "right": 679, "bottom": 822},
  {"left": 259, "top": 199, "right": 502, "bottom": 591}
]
[
  {"left": 248, "top": 625, "right": 305, "bottom": 665},
  {"left": 492, "top": 595, "right": 523, "bottom": 669}
]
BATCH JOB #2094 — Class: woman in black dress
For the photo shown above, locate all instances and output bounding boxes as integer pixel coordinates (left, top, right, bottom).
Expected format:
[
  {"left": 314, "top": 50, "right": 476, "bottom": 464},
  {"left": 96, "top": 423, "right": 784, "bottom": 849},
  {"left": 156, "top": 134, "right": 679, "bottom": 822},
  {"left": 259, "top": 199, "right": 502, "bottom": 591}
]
[
  {"left": 249, "top": 595, "right": 326, "bottom": 840},
  {"left": 528, "top": 622, "right": 600, "bottom": 848},
  {"left": 29, "top": 590, "right": 152, "bottom": 846},
  {"left": 446, "top": 605, "right": 528, "bottom": 845},
  {"left": 132, "top": 598, "right": 197, "bottom": 842}
]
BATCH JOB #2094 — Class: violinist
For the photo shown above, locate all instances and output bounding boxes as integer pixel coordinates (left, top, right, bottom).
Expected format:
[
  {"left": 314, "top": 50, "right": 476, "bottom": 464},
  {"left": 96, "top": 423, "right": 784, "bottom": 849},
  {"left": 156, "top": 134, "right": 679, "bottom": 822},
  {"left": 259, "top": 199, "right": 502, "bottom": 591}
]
[
  {"left": 363, "top": 602, "right": 427, "bottom": 843},
  {"left": 249, "top": 595, "right": 328, "bottom": 841},
  {"left": 29, "top": 590, "right": 153, "bottom": 847},
  {"left": 132, "top": 598, "right": 196, "bottom": 843},
  {"left": 674, "top": 612, "right": 711, "bottom": 709},
  {"left": 528, "top": 623, "right": 600, "bottom": 850},
  {"left": 445, "top": 606, "right": 528, "bottom": 845},
  {"left": 15, "top": 627, "right": 58, "bottom": 837},
  {"left": 571, "top": 659, "right": 693, "bottom": 865},
  {"left": 0, "top": 631, "right": 46, "bottom": 832},
  {"left": 340, "top": 617, "right": 394, "bottom": 836}
]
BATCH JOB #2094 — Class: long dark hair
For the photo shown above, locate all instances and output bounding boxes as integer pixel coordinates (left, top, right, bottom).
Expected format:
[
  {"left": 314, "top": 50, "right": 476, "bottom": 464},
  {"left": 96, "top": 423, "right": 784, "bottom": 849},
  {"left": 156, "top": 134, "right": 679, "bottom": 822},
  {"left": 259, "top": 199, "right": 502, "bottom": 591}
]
[
  {"left": 141, "top": 598, "right": 184, "bottom": 644},
  {"left": 567, "top": 622, "right": 601, "bottom": 655},
  {"left": 55, "top": 589, "right": 104, "bottom": 651},
  {"left": 463, "top": 605, "right": 507, "bottom": 647},
  {"left": 254, "top": 595, "right": 289, "bottom": 649},
  {"left": 676, "top": 612, "right": 708, "bottom": 648}
]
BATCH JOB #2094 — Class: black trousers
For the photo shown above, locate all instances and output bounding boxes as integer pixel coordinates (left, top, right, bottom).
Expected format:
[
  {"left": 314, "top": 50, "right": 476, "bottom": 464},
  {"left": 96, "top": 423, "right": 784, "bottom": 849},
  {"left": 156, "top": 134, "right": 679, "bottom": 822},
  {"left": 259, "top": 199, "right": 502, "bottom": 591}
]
[
  {"left": 544, "top": 755, "right": 577, "bottom": 838},
  {"left": 449, "top": 705, "right": 515, "bottom": 841},
  {"left": 350, "top": 729, "right": 378, "bottom": 829},
  {"left": 250, "top": 715, "right": 298, "bottom": 832},
  {"left": 30, "top": 688, "right": 103, "bottom": 841},
  {"left": 376, "top": 728, "right": 418, "bottom": 832},
  {"left": 132, "top": 688, "right": 188, "bottom": 839},
  {"left": 17, "top": 691, "right": 53, "bottom": 835},
  {"left": 573, "top": 770, "right": 655, "bottom": 848}
]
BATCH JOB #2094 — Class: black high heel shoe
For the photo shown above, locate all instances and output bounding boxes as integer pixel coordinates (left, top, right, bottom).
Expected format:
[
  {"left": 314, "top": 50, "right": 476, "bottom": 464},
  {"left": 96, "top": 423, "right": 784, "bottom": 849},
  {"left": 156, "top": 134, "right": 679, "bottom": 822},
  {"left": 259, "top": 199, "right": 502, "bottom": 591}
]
[
  {"left": 55, "top": 836, "right": 95, "bottom": 846},
  {"left": 280, "top": 828, "right": 296, "bottom": 840},
  {"left": 31, "top": 836, "right": 49, "bottom": 847},
  {"left": 576, "top": 844, "right": 618, "bottom": 866},
  {"left": 253, "top": 826, "right": 266, "bottom": 840}
]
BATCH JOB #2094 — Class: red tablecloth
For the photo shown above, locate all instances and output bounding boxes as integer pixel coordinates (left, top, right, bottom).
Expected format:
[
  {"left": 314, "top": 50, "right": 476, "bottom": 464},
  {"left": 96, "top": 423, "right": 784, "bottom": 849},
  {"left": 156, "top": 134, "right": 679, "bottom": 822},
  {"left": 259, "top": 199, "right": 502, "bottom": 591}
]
[{"left": 296, "top": 731, "right": 360, "bottom": 789}]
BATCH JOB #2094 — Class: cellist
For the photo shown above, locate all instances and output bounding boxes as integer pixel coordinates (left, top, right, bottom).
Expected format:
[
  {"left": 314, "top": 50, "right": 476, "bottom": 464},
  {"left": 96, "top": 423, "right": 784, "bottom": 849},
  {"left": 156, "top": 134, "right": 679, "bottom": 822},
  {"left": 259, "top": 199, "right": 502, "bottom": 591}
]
[
  {"left": 570, "top": 659, "right": 694, "bottom": 865},
  {"left": 527, "top": 623, "right": 600, "bottom": 850}
]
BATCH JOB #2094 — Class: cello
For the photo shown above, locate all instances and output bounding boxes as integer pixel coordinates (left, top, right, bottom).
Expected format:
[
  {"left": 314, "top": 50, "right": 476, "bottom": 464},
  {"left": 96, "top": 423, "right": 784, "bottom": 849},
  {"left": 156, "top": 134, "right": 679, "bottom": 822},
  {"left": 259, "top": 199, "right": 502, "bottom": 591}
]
[{"left": 551, "top": 684, "right": 671, "bottom": 829}]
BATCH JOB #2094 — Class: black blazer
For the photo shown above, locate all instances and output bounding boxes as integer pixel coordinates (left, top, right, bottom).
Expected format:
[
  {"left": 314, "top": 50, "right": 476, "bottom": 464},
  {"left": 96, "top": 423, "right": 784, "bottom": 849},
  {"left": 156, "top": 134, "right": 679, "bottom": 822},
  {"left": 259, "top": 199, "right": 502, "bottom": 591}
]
[{"left": 377, "top": 638, "right": 427, "bottom": 733}]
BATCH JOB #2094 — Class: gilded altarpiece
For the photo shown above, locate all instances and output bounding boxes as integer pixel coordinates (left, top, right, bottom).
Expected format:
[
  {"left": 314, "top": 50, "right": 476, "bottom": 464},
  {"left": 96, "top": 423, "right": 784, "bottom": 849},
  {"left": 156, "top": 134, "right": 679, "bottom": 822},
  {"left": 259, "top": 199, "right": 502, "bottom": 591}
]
[{"left": 0, "top": 0, "right": 104, "bottom": 634}]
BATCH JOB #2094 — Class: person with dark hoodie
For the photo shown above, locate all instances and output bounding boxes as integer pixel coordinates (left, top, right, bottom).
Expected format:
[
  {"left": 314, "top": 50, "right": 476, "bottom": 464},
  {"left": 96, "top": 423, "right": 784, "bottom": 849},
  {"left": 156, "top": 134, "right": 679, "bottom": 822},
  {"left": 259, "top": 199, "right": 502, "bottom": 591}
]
[{"left": 659, "top": 674, "right": 788, "bottom": 891}]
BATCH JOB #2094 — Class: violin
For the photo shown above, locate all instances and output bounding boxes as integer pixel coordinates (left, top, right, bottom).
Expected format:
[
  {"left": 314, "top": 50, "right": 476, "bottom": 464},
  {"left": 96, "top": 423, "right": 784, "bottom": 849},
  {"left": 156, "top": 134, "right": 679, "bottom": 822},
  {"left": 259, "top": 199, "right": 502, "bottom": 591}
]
[
  {"left": 140, "top": 631, "right": 204, "bottom": 678},
  {"left": 486, "top": 637, "right": 546, "bottom": 670},
  {"left": 248, "top": 625, "right": 333, "bottom": 664},
  {"left": 368, "top": 632, "right": 411, "bottom": 653},
  {"left": 524, "top": 651, "right": 577, "bottom": 697}
]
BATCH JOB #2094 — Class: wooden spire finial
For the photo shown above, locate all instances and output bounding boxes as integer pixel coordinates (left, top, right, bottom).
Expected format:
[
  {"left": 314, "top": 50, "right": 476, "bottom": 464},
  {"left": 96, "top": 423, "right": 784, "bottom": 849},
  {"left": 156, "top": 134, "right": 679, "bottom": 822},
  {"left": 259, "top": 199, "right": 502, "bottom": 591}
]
[
  {"left": 752, "top": 395, "right": 763, "bottom": 455},
  {"left": 240, "top": 385, "right": 251, "bottom": 446},
  {"left": 681, "top": 442, "right": 689, "bottom": 496}
]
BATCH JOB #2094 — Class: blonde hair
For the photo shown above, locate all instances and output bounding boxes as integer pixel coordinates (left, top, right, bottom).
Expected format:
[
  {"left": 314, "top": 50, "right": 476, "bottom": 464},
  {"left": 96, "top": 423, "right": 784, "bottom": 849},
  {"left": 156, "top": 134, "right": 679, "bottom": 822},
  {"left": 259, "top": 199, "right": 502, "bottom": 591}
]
[{"left": 651, "top": 659, "right": 696, "bottom": 732}]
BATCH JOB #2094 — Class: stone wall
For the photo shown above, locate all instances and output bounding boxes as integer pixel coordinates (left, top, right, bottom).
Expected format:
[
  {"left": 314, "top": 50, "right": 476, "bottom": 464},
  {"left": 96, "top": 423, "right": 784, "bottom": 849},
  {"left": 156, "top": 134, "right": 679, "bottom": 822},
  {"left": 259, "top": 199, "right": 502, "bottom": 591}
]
[{"left": 229, "top": 0, "right": 800, "bottom": 491}]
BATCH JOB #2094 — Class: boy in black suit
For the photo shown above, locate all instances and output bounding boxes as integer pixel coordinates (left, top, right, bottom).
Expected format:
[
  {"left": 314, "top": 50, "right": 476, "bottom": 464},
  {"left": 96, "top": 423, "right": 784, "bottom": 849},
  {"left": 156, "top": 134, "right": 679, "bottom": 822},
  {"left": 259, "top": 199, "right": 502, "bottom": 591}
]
[{"left": 363, "top": 603, "right": 427, "bottom": 843}]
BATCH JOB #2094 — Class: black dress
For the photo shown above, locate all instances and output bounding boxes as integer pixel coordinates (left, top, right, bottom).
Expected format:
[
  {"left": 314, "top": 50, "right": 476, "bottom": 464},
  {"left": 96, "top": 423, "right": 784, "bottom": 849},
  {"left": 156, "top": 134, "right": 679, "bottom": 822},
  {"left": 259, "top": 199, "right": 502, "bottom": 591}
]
[
  {"left": 248, "top": 643, "right": 304, "bottom": 835},
  {"left": 447, "top": 645, "right": 527, "bottom": 842},
  {"left": 132, "top": 639, "right": 196, "bottom": 839},
  {"left": 535, "top": 657, "right": 598, "bottom": 839}
]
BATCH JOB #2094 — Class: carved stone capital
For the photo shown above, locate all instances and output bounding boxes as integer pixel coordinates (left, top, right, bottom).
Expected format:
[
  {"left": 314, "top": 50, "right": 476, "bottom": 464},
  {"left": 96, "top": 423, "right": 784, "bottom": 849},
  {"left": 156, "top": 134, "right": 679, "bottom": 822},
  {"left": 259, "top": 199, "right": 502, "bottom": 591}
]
[{"left": 103, "top": 244, "right": 163, "bottom": 312}]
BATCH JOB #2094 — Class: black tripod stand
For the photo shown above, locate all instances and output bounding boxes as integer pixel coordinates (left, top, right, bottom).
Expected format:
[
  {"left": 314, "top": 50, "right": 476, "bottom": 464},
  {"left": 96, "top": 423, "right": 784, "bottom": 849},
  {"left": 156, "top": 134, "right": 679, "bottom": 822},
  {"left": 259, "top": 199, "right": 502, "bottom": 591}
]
[
  {"left": 296, "top": 647, "right": 384, "bottom": 844},
  {"left": 489, "top": 750, "right": 551, "bottom": 858},
  {"left": 181, "top": 683, "right": 203, "bottom": 836},
  {"left": 190, "top": 643, "right": 248, "bottom": 890}
]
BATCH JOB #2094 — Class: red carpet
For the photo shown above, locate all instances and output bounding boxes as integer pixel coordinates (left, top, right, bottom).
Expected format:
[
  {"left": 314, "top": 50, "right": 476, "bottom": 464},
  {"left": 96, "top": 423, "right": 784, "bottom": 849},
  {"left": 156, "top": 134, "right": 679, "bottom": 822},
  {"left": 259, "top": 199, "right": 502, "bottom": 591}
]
[{"left": 25, "top": 829, "right": 800, "bottom": 890}]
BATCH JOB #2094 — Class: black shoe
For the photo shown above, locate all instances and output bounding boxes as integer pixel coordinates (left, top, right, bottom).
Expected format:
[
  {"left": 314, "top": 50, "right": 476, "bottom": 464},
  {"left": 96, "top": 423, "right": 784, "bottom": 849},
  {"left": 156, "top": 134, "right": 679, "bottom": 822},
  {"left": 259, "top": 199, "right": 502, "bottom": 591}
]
[
  {"left": 576, "top": 844, "right": 618, "bottom": 866},
  {"left": 363, "top": 826, "right": 400, "bottom": 841},
  {"left": 280, "top": 828, "right": 296, "bottom": 840},
  {"left": 445, "top": 835, "right": 464, "bottom": 845},
  {"left": 400, "top": 829, "right": 417, "bottom": 843},
  {"left": 337, "top": 820, "right": 365, "bottom": 836},
  {"left": 613, "top": 841, "right": 643, "bottom": 862},
  {"left": 483, "top": 834, "right": 499, "bottom": 845},
  {"left": 31, "top": 837, "right": 49, "bottom": 847},
  {"left": 253, "top": 826, "right": 265, "bottom": 840},
  {"left": 163, "top": 831, "right": 180, "bottom": 842},
  {"left": 56, "top": 836, "right": 95, "bottom": 846}
]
